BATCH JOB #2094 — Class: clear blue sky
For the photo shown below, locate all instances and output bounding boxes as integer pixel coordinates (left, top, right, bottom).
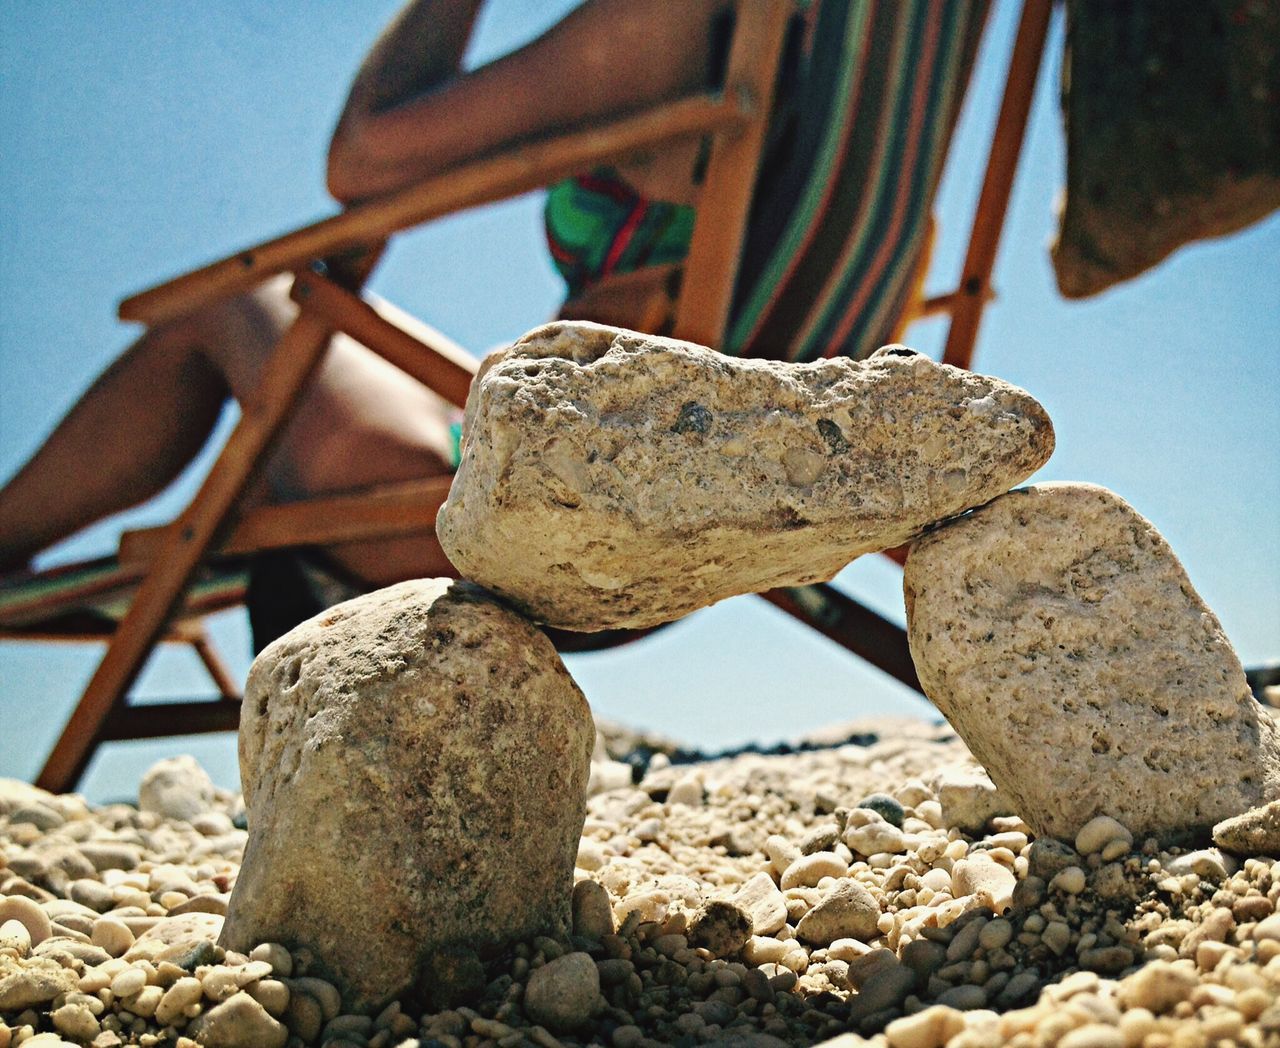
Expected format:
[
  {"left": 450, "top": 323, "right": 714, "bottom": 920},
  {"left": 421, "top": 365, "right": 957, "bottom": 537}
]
[{"left": 2, "top": 2, "right": 1276, "bottom": 803}]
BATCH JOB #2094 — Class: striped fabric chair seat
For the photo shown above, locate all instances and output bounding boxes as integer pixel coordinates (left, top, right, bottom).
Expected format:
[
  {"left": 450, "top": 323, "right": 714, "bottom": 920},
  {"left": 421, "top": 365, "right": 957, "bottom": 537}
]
[
  {"left": 0, "top": 556, "right": 247, "bottom": 634},
  {"left": 728, "top": 0, "right": 989, "bottom": 362}
]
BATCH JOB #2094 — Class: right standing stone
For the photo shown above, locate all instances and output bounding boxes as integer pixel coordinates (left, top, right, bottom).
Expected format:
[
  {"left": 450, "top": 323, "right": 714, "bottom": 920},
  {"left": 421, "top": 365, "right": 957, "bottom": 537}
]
[{"left": 904, "top": 482, "right": 1280, "bottom": 842}]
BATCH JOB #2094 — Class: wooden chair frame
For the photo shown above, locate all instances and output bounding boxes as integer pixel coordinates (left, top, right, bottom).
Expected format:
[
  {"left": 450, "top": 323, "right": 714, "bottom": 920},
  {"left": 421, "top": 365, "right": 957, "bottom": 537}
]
[{"left": 25, "top": 0, "right": 1053, "bottom": 792}]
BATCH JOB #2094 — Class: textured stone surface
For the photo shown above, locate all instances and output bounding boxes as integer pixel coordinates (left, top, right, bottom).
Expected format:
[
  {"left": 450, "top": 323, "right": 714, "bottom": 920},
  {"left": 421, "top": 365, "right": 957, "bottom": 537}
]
[
  {"left": 905, "top": 482, "right": 1280, "bottom": 841},
  {"left": 794, "top": 880, "right": 881, "bottom": 946},
  {"left": 220, "top": 579, "right": 594, "bottom": 1011},
  {"left": 125, "top": 913, "right": 224, "bottom": 965},
  {"left": 439, "top": 322, "right": 1054, "bottom": 630},
  {"left": 1213, "top": 800, "right": 1280, "bottom": 858}
]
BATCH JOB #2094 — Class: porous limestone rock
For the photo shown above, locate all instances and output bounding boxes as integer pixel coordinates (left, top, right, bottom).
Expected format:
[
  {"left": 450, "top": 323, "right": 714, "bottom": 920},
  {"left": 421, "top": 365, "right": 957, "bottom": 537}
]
[
  {"left": 1213, "top": 800, "right": 1280, "bottom": 857},
  {"left": 220, "top": 579, "right": 595, "bottom": 1011},
  {"left": 904, "top": 482, "right": 1280, "bottom": 842},
  {"left": 439, "top": 322, "right": 1054, "bottom": 630}
]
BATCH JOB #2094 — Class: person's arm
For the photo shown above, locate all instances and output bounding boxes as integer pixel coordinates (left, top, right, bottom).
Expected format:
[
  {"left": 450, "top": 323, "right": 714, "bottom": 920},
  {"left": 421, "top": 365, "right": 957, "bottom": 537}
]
[{"left": 327, "top": 0, "right": 726, "bottom": 203}]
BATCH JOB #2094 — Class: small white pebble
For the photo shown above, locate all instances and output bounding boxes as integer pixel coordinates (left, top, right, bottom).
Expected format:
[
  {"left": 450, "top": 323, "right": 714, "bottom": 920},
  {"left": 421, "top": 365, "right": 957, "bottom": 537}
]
[
  {"left": 109, "top": 967, "right": 147, "bottom": 999},
  {"left": 1074, "top": 815, "right": 1132, "bottom": 857},
  {"left": 1050, "top": 866, "right": 1087, "bottom": 895},
  {"left": 90, "top": 918, "right": 135, "bottom": 958}
]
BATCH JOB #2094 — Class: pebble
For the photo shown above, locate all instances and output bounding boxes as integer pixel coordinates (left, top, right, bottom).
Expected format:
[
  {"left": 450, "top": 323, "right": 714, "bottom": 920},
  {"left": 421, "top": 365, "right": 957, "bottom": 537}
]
[
  {"left": 885, "top": 1004, "right": 966, "bottom": 1048},
  {"left": 1049, "top": 866, "right": 1088, "bottom": 895},
  {"left": 933, "top": 769, "right": 1008, "bottom": 833},
  {"left": 571, "top": 879, "right": 614, "bottom": 941},
  {"left": 49, "top": 1003, "right": 99, "bottom": 1044},
  {"left": 75, "top": 841, "right": 142, "bottom": 872},
  {"left": 732, "top": 871, "right": 788, "bottom": 936},
  {"left": 795, "top": 880, "right": 880, "bottom": 945},
  {"left": 667, "top": 774, "right": 704, "bottom": 807},
  {"left": 0, "top": 920, "right": 31, "bottom": 956},
  {"left": 186, "top": 990, "right": 288, "bottom": 1048},
  {"left": 1163, "top": 848, "right": 1229, "bottom": 881},
  {"left": 248, "top": 977, "right": 289, "bottom": 1017},
  {"left": 8, "top": 805, "right": 65, "bottom": 832},
  {"left": 0, "top": 896, "right": 52, "bottom": 947},
  {"left": 977, "top": 918, "right": 1013, "bottom": 952},
  {"left": 1075, "top": 816, "right": 1133, "bottom": 857},
  {"left": 247, "top": 941, "right": 292, "bottom": 977},
  {"left": 4, "top": 716, "right": 1279, "bottom": 1048},
  {"left": 1117, "top": 961, "right": 1198, "bottom": 1013},
  {"left": 688, "top": 900, "right": 753, "bottom": 957},
  {"left": 950, "top": 857, "right": 1016, "bottom": 914},
  {"left": 934, "top": 983, "right": 987, "bottom": 1010},
  {"left": 0, "top": 955, "right": 78, "bottom": 1010},
  {"left": 845, "top": 821, "right": 909, "bottom": 857},
  {"left": 1057, "top": 1023, "right": 1125, "bottom": 1048},
  {"left": 1026, "top": 838, "right": 1080, "bottom": 879},
  {"left": 1213, "top": 798, "right": 1280, "bottom": 856},
  {"left": 848, "top": 963, "right": 916, "bottom": 1021},
  {"left": 523, "top": 952, "right": 599, "bottom": 1031},
  {"left": 66, "top": 879, "right": 115, "bottom": 914},
  {"left": 857, "top": 794, "right": 906, "bottom": 828},
  {"left": 284, "top": 989, "right": 324, "bottom": 1043},
  {"left": 109, "top": 966, "right": 147, "bottom": 998},
  {"left": 576, "top": 839, "right": 607, "bottom": 871},
  {"left": 138, "top": 756, "right": 216, "bottom": 823},
  {"left": 154, "top": 976, "right": 204, "bottom": 1026},
  {"left": 90, "top": 917, "right": 134, "bottom": 957},
  {"left": 780, "top": 852, "right": 847, "bottom": 889}
]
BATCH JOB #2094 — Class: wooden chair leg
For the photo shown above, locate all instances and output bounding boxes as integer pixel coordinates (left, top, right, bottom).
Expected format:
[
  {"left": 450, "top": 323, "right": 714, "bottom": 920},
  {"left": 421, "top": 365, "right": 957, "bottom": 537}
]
[
  {"left": 35, "top": 304, "right": 349, "bottom": 793},
  {"left": 942, "top": 0, "right": 1053, "bottom": 369}
]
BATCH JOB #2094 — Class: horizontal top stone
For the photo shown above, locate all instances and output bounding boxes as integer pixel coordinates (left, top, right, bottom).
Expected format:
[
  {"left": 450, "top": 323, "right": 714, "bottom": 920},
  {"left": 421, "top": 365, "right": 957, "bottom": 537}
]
[{"left": 439, "top": 322, "right": 1054, "bottom": 630}]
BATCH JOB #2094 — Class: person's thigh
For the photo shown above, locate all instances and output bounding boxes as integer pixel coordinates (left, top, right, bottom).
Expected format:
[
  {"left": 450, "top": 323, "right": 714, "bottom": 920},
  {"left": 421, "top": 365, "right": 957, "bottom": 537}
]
[{"left": 197, "top": 276, "right": 459, "bottom": 584}]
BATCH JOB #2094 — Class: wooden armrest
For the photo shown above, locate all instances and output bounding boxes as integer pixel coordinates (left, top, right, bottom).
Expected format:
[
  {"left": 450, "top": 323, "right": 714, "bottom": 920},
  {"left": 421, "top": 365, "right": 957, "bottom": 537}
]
[
  {"left": 120, "top": 93, "right": 754, "bottom": 328},
  {"left": 118, "top": 476, "right": 454, "bottom": 568}
]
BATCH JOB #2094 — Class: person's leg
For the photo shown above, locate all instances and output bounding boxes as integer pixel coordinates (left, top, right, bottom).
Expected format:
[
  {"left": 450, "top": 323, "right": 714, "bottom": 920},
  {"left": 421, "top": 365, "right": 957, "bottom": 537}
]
[
  {"left": 0, "top": 316, "right": 230, "bottom": 573},
  {"left": 0, "top": 277, "right": 456, "bottom": 584},
  {"left": 207, "top": 277, "right": 458, "bottom": 585}
]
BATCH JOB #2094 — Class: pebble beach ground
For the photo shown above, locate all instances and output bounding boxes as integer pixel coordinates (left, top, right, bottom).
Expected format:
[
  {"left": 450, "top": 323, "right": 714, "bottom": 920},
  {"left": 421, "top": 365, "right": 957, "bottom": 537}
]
[{"left": 2, "top": 716, "right": 1278, "bottom": 1048}]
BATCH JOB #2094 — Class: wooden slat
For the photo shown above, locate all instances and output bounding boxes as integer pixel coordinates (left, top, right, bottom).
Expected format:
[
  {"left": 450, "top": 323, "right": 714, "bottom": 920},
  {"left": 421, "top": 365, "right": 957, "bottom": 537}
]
[
  {"left": 100, "top": 700, "right": 242, "bottom": 742},
  {"left": 942, "top": 0, "right": 1053, "bottom": 369},
  {"left": 760, "top": 583, "right": 922, "bottom": 693},
  {"left": 118, "top": 476, "right": 453, "bottom": 567},
  {"left": 120, "top": 95, "right": 753, "bottom": 327},
  {"left": 35, "top": 292, "right": 358, "bottom": 793},
  {"left": 291, "top": 271, "right": 476, "bottom": 410},
  {"left": 673, "top": 0, "right": 794, "bottom": 349}
]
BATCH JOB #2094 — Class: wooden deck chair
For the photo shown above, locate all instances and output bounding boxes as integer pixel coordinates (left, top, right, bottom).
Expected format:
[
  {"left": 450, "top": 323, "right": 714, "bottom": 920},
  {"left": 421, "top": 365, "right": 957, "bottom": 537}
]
[{"left": 10, "top": 0, "right": 1054, "bottom": 792}]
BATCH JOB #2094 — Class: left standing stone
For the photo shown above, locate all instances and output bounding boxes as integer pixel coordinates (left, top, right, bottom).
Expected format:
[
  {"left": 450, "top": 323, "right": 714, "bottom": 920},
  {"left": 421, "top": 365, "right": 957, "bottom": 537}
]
[{"left": 220, "top": 579, "right": 595, "bottom": 1012}]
